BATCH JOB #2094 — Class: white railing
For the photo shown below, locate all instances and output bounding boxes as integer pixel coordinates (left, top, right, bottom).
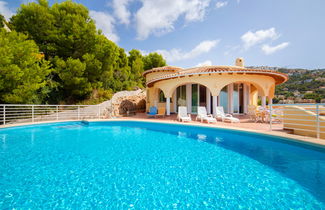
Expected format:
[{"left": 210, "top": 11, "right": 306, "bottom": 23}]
[
  {"left": 269, "top": 103, "right": 325, "bottom": 139},
  {"left": 0, "top": 104, "right": 104, "bottom": 125}
]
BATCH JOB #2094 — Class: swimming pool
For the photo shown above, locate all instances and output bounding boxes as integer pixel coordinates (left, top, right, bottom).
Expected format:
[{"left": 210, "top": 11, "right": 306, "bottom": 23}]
[{"left": 0, "top": 121, "right": 324, "bottom": 208}]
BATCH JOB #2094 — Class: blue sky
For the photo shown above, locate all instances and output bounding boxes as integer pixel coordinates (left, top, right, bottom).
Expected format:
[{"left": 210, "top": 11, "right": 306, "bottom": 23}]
[{"left": 1, "top": 0, "right": 325, "bottom": 69}]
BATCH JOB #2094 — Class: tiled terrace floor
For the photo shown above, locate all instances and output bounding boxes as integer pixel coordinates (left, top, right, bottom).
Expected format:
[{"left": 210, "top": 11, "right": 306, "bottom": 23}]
[
  {"left": 119, "top": 113, "right": 325, "bottom": 147},
  {"left": 123, "top": 113, "right": 285, "bottom": 132}
]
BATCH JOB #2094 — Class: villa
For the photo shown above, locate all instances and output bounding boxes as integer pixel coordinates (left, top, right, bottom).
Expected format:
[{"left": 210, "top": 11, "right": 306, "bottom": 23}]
[{"left": 143, "top": 58, "right": 288, "bottom": 115}]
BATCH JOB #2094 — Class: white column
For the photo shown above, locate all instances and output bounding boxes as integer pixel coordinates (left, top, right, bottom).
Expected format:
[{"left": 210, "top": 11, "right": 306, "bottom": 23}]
[
  {"left": 243, "top": 84, "right": 248, "bottom": 114},
  {"left": 186, "top": 84, "right": 192, "bottom": 113},
  {"left": 206, "top": 89, "right": 211, "bottom": 114},
  {"left": 212, "top": 95, "right": 218, "bottom": 117},
  {"left": 268, "top": 96, "right": 273, "bottom": 105},
  {"left": 262, "top": 96, "right": 267, "bottom": 107},
  {"left": 247, "top": 84, "right": 251, "bottom": 106},
  {"left": 173, "top": 91, "right": 177, "bottom": 113},
  {"left": 166, "top": 97, "right": 171, "bottom": 115},
  {"left": 228, "top": 84, "right": 233, "bottom": 114}
]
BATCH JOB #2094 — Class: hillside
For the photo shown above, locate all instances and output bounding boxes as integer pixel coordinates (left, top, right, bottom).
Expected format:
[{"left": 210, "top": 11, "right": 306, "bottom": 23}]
[{"left": 274, "top": 68, "right": 325, "bottom": 103}]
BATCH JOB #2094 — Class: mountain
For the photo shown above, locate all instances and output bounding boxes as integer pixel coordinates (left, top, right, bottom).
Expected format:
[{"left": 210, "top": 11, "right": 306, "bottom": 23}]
[{"left": 275, "top": 68, "right": 325, "bottom": 103}]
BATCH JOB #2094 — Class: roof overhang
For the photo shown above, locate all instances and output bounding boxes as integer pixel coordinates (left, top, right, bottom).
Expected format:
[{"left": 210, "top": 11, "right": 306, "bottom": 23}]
[
  {"left": 145, "top": 66, "right": 288, "bottom": 87},
  {"left": 142, "top": 66, "right": 183, "bottom": 76}
]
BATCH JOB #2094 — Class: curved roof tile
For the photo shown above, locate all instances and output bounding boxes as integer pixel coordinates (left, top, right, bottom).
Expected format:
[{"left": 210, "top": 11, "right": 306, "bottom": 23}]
[
  {"left": 145, "top": 66, "right": 288, "bottom": 87},
  {"left": 142, "top": 66, "right": 183, "bottom": 76}
]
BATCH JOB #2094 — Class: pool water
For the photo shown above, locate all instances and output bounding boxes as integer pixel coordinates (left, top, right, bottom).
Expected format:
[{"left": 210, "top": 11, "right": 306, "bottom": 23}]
[{"left": 0, "top": 121, "right": 324, "bottom": 208}]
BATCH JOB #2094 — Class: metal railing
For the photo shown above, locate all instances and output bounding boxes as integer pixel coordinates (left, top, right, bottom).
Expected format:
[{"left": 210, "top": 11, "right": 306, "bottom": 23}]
[
  {"left": 0, "top": 104, "right": 104, "bottom": 125},
  {"left": 269, "top": 103, "right": 325, "bottom": 139}
]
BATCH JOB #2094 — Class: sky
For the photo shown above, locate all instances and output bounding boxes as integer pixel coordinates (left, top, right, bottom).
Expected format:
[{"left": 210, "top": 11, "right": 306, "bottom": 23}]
[{"left": 1, "top": 0, "right": 325, "bottom": 69}]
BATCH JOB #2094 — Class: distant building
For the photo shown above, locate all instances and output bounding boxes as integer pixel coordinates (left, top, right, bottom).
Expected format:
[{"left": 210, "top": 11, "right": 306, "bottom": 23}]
[
  {"left": 304, "top": 79, "right": 313, "bottom": 83},
  {"left": 293, "top": 90, "right": 301, "bottom": 97}
]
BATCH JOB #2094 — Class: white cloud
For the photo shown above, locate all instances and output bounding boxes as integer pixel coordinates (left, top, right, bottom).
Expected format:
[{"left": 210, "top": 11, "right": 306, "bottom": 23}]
[
  {"left": 261, "top": 42, "right": 289, "bottom": 55},
  {"left": 216, "top": 1, "right": 228, "bottom": 8},
  {"left": 112, "top": 0, "right": 132, "bottom": 25},
  {"left": 90, "top": 10, "right": 119, "bottom": 43},
  {"left": 241, "top": 27, "right": 279, "bottom": 49},
  {"left": 156, "top": 39, "right": 219, "bottom": 62},
  {"left": 196, "top": 60, "right": 212, "bottom": 67},
  {"left": 135, "top": 0, "right": 211, "bottom": 40},
  {"left": 0, "top": 1, "right": 14, "bottom": 20}
]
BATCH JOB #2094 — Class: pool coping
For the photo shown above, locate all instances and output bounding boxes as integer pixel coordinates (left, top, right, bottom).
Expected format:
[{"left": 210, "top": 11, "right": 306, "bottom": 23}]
[{"left": 0, "top": 118, "right": 324, "bottom": 148}]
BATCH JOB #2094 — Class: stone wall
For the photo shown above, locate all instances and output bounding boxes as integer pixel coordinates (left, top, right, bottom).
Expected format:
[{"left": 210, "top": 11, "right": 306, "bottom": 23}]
[{"left": 101, "top": 89, "right": 146, "bottom": 118}]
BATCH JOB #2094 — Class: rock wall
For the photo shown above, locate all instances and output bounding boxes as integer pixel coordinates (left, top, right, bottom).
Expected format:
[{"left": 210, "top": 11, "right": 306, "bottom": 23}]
[{"left": 100, "top": 89, "right": 146, "bottom": 118}]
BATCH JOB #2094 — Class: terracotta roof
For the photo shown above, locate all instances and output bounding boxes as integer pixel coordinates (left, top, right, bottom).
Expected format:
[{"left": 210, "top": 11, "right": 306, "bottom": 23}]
[
  {"left": 145, "top": 66, "right": 288, "bottom": 87},
  {"left": 142, "top": 66, "right": 183, "bottom": 76}
]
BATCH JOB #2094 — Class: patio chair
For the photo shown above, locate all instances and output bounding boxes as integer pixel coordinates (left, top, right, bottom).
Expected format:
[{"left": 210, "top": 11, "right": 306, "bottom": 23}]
[
  {"left": 257, "top": 106, "right": 268, "bottom": 122},
  {"left": 216, "top": 106, "right": 240, "bottom": 123},
  {"left": 147, "top": 106, "right": 157, "bottom": 118},
  {"left": 177, "top": 106, "right": 192, "bottom": 122},
  {"left": 196, "top": 106, "right": 217, "bottom": 123},
  {"left": 248, "top": 105, "right": 259, "bottom": 122},
  {"left": 156, "top": 107, "right": 166, "bottom": 118}
]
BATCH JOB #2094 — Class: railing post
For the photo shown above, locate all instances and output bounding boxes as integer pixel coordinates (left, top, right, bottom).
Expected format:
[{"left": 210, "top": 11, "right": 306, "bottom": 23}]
[
  {"left": 78, "top": 106, "right": 80, "bottom": 120},
  {"left": 98, "top": 105, "right": 101, "bottom": 119},
  {"left": 316, "top": 104, "right": 320, "bottom": 139},
  {"left": 56, "top": 106, "right": 59, "bottom": 121},
  {"left": 269, "top": 104, "right": 272, "bottom": 131},
  {"left": 3, "top": 105, "right": 5, "bottom": 125},
  {"left": 32, "top": 105, "right": 34, "bottom": 123}
]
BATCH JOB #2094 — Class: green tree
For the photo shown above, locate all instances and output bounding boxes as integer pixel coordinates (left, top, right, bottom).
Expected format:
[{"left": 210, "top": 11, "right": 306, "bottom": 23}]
[
  {"left": 10, "top": 0, "right": 56, "bottom": 58},
  {"left": 55, "top": 57, "right": 92, "bottom": 101},
  {"left": 128, "top": 49, "right": 144, "bottom": 87},
  {"left": 111, "top": 48, "right": 131, "bottom": 91},
  {"left": 50, "top": 0, "right": 97, "bottom": 59},
  {"left": 11, "top": 0, "right": 97, "bottom": 60},
  {"left": 0, "top": 29, "right": 51, "bottom": 104},
  {"left": 0, "top": 14, "right": 5, "bottom": 28},
  {"left": 143, "top": 52, "right": 166, "bottom": 70},
  {"left": 92, "top": 34, "right": 120, "bottom": 91},
  {"left": 8, "top": 0, "right": 168, "bottom": 104}
]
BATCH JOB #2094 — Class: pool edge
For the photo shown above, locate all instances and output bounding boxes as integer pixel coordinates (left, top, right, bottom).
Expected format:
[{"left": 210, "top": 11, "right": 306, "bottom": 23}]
[{"left": 1, "top": 118, "right": 324, "bottom": 148}]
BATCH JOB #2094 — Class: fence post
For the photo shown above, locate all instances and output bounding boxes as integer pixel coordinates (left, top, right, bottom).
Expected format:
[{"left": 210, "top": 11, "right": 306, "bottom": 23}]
[
  {"left": 56, "top": 106, "right": 59, "bottom": 121},
  {"left": 316, "top": 104, "right": 320, "bottom": 139},
  {"left": 78, "top": 106, "right": 80, "bottom": 120},
  {"left": 3, "top": 105, "right": 5, "bottom": 125},
  {"left": 32, "top": 105, "right": 34, "bottom": 123},
  {"left": 269, "top": 104, "right": 272, "bottom": 131},
  {"left": 98, "top": 105, "right": 101, "bottom": 119}
]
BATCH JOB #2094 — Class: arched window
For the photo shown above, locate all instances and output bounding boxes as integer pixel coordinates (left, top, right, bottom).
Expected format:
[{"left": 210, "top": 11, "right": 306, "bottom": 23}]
[{"left": 159, "top": 90, "right": 166, "bottom": 102}]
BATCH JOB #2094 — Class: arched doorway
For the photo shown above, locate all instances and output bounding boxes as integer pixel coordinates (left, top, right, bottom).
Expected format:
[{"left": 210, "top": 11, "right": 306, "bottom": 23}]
[
  {"left": 218, "top": 82, "right": 262, "bottom": 114},
  {"left": 175, "top": 83, "right": 211, "bottom": 114}
]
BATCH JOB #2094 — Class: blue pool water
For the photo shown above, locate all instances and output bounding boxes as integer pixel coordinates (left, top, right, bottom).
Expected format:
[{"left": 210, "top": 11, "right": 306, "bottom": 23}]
[{"left": 0, "top": 121, "right": 324, "bottom": 209}]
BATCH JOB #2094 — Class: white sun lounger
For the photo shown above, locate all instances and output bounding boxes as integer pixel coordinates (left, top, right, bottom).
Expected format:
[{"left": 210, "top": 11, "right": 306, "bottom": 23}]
[
  {"left": 216, "top": 106, "right": 240, "bottom": 123},
  {"left": 196, "top": 106, "right": 217, "bottom": 123},
  {"left": 177, "top": 106, "right": 192, "bottom": 122}
]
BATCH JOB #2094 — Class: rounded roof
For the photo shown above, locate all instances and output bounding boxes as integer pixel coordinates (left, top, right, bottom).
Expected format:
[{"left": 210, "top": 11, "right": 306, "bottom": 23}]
[
  {"left": 145, "top": 65, "right": 288, "bottom": 87},
  {"left": 142, "top": 66, "right": 183, "bottom": 76}
]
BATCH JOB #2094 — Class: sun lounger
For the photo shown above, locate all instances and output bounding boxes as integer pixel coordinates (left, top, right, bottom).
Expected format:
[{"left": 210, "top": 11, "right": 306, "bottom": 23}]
[
  {"left": 177, "top": 106, "right": 192, "bottom": 122},
  {"left": 216, "top": 106, "right": 240, "bottom": 123},
  {"left": 196, "top": 106, "right": 217, "bottom": 123}
]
